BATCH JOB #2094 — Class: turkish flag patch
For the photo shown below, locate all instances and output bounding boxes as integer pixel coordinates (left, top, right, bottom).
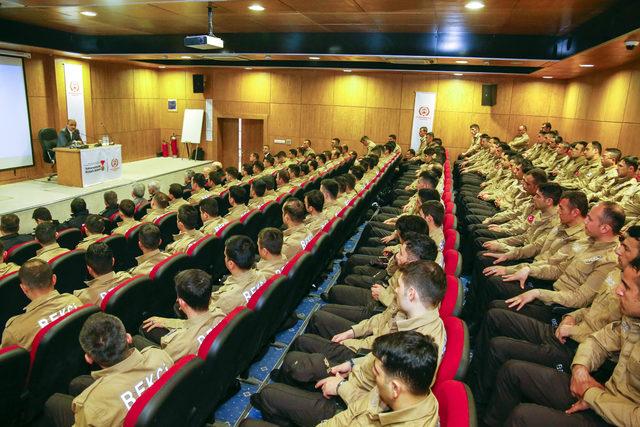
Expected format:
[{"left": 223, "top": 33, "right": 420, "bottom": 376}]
[{"left": 527, "top": 215, "right": 535, "bottom": 223}]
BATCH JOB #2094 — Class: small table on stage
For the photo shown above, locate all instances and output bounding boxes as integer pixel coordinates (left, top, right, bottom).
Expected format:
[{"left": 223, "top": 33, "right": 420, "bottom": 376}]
[{"left": 52, "top": 144, "right": 123, "bottom": 187}]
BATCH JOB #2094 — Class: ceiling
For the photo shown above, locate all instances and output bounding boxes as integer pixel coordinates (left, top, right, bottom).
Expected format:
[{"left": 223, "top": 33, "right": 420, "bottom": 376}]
[
  {"left": 0, "top": 0, "right": 620, "bottom": 35},
  {"left": 0, "top": 0, "right": 638, "bottom": 78}
]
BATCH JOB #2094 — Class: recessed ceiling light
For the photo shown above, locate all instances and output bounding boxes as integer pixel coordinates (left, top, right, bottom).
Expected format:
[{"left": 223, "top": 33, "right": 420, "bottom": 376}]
[
  {"left": 80, "top": 56, "right": 91, "bottom": 60},
  {"left": 579, "top": 64, "right": 594, "bottom": 68},
  {"left": 159, "top": 65, "right": 167, "bottom": 69},
  {"left": 453, "top": 73, "right": 464, "bottom": 76},
  {"left": 245, "top": 67, "right": 253, "bottom": 70},
  {"left": 542, "top": 76, "right": 553, "bottom": 79},
  {"left": 309, "top": 56, "right": 320, "bottom": 60},
  {"left": 248, "top": 4, "right": 265, "bottom": 11},
  {"left": 465, "top": 1, "right": 485, "bottom": 10},
  {"left": 455, "top": 60, "right": 468, "bottom": 64},
  {"left": 80, "top": 11, "right": 97, "bottom": 17},
  {"left": 343, "top": 69, "right": 352, "bottom": 72},
  {"left": 180, "top": 56, "right": 191, "bottom": 59}
]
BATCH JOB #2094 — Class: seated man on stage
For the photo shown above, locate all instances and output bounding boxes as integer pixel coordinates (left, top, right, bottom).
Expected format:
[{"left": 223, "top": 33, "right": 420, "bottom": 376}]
[{"left": 57, "top": 119, "right": 82, "bottom": 147}]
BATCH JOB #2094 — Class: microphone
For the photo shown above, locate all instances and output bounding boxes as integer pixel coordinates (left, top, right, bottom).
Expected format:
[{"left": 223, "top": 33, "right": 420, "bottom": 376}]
[{"left": 100, "top": 122, "right": 114, "bottom": 145}]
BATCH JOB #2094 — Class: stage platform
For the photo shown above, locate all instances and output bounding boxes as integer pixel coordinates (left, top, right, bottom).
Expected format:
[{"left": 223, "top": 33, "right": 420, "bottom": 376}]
[{"left": 1, "top": 157, "right": 210, "bottom": 234}]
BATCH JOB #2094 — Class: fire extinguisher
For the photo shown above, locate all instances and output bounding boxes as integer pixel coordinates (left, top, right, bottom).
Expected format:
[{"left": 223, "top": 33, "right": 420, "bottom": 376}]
[
  {"left": 161, "top": 140, "right": 169, "bottom": 157},
  {"left": 170, "top": 134, "right": 178, "bottom": 158}
]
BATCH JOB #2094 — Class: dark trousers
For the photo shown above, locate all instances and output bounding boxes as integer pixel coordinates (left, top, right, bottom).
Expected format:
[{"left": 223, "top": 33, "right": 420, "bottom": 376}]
[
  {"left": 252, "top": 383, "right": 340, "bottom": 427},
  {"left": 43, "top": 375, "right": 97, "bottom": 427},
  {"left": 320, "top": 302, "right": 376, "bottom": 324},
  {"left": 469, "top": 308, "right": 578, "bottom": 407},
  {"left": 484, "top": 361, "right": 610, "bottom": 427},
  {"left": 328, "top": 285, "right": 376, "bottom": 309}
]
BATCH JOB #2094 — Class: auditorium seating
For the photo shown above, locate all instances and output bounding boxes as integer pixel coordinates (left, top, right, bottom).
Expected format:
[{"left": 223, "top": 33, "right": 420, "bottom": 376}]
[
  {"left": 0, "top": 345, "right": 29, "bottom": 424},
  {"left": 98, "top": 234, "right": 134, "bottom": 271},
  {"left": 124, "top": 222, "right": 144, "bottom": 259},
  {"left": 148, "top": 253, "right": 190, "bottom": 316},
  {"left": 100, "top": 275, "right": 152, "bottom": 334},
  {"left": 49, "top": 249, "right": 87, "bottom": 294},
  {"left": 435, "top": 316, "right": 470, "bottom": 384},
  {"left": 134, "top": 203, "right": 150, "bottom": 220},
  {"left": 441, "top": 275, "right": 464, "bottom": 318},
  {"left": 56, "top": 228, "right": 83, "bottom": 250},
  {"left": 24, "top": 304, "right": 99, "bottom": 422},
  {"left": 123, "top": 355, "right": 204, "bottom": 427},
  {"left": 240, "top": 209, "right": 262, "bottom": 242},
  {"left": 154, "top": 212, "right": 179, "bottom": 251},
  {"left": 185, "top": 235, "right": 218, "bottom": 276},
  {"left": 246, "top": 274, "right": 290, "bottom": 348},
  {"left": 444, "top": 249, "right": 462, "bottom": 277},
  {"left": 0, "top": 272, "right": 28, "bottom": 337},
  {"left": 4, "top": 240, "right": 40, "bottom": 265},
  {"left": 433, "top": 380, "right": 476, "bottom": 427}
]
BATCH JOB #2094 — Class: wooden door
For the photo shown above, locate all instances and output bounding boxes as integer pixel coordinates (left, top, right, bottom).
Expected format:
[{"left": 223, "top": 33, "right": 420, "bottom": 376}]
[
  {"left": 241, "top": 119, "right": 264, "bottom": 164},
  {"left": 218, "top": 118, "right": 239, "bottom": 168}
]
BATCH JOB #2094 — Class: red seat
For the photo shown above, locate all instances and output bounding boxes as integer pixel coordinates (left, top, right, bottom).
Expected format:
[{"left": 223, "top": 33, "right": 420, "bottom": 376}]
[
  {"left": 196, "top": 307, "right": 256, "bottom": 423},
  {"left": 246, "top": 274, "right": 289, "bottom": 348},
  {"left": 259, "top": 201, "right": 282, "bottom": 229},
  {"left": 435, "top": 317, "right": 470, "bottom": 384},
  {"left": 4, "top": 240, "right": 41, "bottom": 265},
  {"left": 433, "top": 380, "right": 476, "bottom": 427},
  {"left": 97, "top": 234, "right": 134, "bottom": 271},
  {"left": 212, "top": 221, "right": 244, "bottom": 279},
  {"left": 444, "top": 201, "right": 457, "bottom": 215},
  {"left": 134, "top": 202, "right": 150, "bottom": 220},
  {"left": 440, "top": 275, "right": 463, "bottom": 318},
  {"left": 25, "top": 304, "right": 100, "bottom": 422},
  {"left": 56, "top": 228, "right": 82, "bottom": 250},
  {"left": 444, "top": 249, "right": 462, "bottom": 277},
  {"left": 154, "top": 212, "right": 178, "bottom": 251},
  {"left": 185, "top": 235, "right": 219, "bottom": 276},
  {"left": 49, "top": 249, "right": 87, "bottom": 294},
  {"left": 101, "top": 275, "right": 152, "bottom": 333},
  {"left": 123, "top": 355, "right": 204, "bottom": 427},
  {"left": 444, "top": 229, "right": 460, "bottom": 251},
  {"left": 149, "top": 253, "right": 190, "bottom": 316},
  {"left": 239, "top": 209, "right": 262, "bottom": 242},
  {"left": 124, "top": 222, "right": 145, "bottom": 259},
  {"left": 0, "top": 272, "right": 28, "bottom": 337},
  {"left": 443, "top": 213, "right": 456, "bottom": 230},
  {"left": 0, "top": 345, "right": 30, "bottom": 423}
]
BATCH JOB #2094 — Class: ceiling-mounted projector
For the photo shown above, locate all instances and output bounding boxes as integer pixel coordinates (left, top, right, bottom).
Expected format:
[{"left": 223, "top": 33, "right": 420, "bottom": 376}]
[{"left": 184, "top": 35, "right": 224, "bottom": 50}]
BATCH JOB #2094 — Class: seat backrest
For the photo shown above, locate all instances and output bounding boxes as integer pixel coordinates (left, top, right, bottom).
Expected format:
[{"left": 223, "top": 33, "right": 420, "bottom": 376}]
[
  {"left": 97, "top": 234, "right": 133, "bottom": 271},
  {"left": 435, "top": 317, "right": 470, "bottom": 384},
  {"left": 433, "top": 380, "right": 476, "bottom": 427},
  {"left": 124, "top": 222, "right": 145, "bottom": 259},
  {"left": 134, "top": 203, "right": 150, "bottom": 220},
  {"left": 443, "top": 213, "right": 456, "bottom": 230},
  {"left": 0, "top": 345, "right": 30, "bottom": 422},
  {"left": 49, "top": 249, "right": 88, "bottom": 294},
  {"left": 444, "top": 250, "right": 462, "bottom": 277},
  {"left": 260, "top": 201, "right": 282, "bottom": 229},
  {"left": 444, "top": 229, "right": 460, "bottom": 252},
  {"left": 154, "top": 212, "right": 179, "bottom": 250},
  {"left": 0, "top": 272, "right": 29, "bottom": 337},
  {"left": 149, "top": 253, "right": 190, "bottom": 316},
  {"left": 56, "top": 228, "right": 83, "bottom": 250},
  {"left": 246, "top": 275, "right": 289, "bottom": 346},
  {"left": 185, "top": 235, "right": 218, "bottom": 276},
  {"left": 195, "top": 307, "right": 256, "bottom": 424},
  {"left": 124, "top": 355, "right": 204, "bottom": 427},
  {"left": 26, "top": 305, "right": 100, "bottom": 419},
  {"left": 101, "top": 275, "right": 152, "bottom": 333},
  {"left": 4, "top": 240, "right": 41, "bottom": 265},
  {"left": 440, "top": 275, "right": 463, "bottom": 318},
  {"left": 240, "top": 209, "right": 262, "bottom": 242}
]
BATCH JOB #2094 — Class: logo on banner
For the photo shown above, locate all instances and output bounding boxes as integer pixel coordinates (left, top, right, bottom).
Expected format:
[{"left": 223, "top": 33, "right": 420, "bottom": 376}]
[
  {"left": 100, "top": 160, "right": 106, "bottom": 171},
  {"left": 69, "top": 81, "right": 80, "bottom": 94},
  {"left": 111, "top": 158, "right": 120, "bottom": 170},
  {"left": 418, "top": 106, "right": 431, "bottom": 117}
]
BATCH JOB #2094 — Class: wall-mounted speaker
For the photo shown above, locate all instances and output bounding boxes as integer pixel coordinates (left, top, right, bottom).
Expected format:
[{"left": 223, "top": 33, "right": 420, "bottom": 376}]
[
  {"left": 481, "top": 84, "right": 497, "bottom": 106},
  {"left": 192, "top": 74, "right": 205, "bottom": 93}
]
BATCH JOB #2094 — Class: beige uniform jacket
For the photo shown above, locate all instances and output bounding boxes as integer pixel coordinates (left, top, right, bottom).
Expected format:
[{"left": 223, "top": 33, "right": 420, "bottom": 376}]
[
  {"left": 166, "top": 229, "right": 204, "bottom": 254},
  {"left": 200, "top": 217, "right": 228, "bottom": 235},
  {"left": 597, "top": 177, "right": 636, "bottom": 204},
  {"left": 224, "top": 204, "right": 250, "bottom": 222},
  {"left": 572, "top": 316, "right": 640, "bottom": 427},
  {"left": 210, "top": 269, "right": 267, "bottom": 315},
  {"left": 73, "top": 271, "right": 133, "bottom": 306},
  {"left": 366, "top": 141, "right": 377, "bottom": 155},
  {"left": 345, "top": 306, "right": 443, "bottom": 353},
  {"left": 0, "top": 261, "right": 19, "bottom": 278},
  {"left": 165, "top": 198, "right": 189, "bottom": 213},
  {"left": 493, "top": 208, "right": 558, "bottom": 253},
  {"left": 76, "top": 233, "right": 108, "bottom": 251},
  {"left": 339, "top": 308, "right": 446, "bottom": 405},
  {"left": 161, "top": 308, "right": 226, "bottom": 360},
  {"left": 282, "top": 223, "right": 313, "bottom": 260},
  {"left": 71, "top": 348, "right": 173, "bottom": 427},
  {"left": 536, "top": 238, "right": 618, "bottom": 308},
  {"left": 568, "top": 268, "right": 621, "bottom": 343},
  {"left": 1, "top": 290, "right": 82, "bottom": 350},
  {"left": 140, "top": 209, "right": 166, "bottom": 223},
  {"left": 586, "top": 165, "right": 618, "bottom": 197},
  {"left": 111, "top": 218, "right": 140, "bottom": 236},
  {"left": 509, "top": 133, "right": 529, "bottom": 151},
  {"left": 494, "top": 200, "right": 537, "bottom": 236},
  {"left": 323, "top": 200, "right": 343, "bottom": 219},
  {"left": 504, "top": 222, "right": 586, "bottom": 269},
  {"left": 255, "top": 256, "right": 287, "bottom": 277},
  {"left": 129, "top": 249, "right": 170, "bottom": 276},
  {"left": 305, "top": 214, "right": 328, "bottom": 235},
  {"left": 33, "top": 243, "right": 69, "bottom": 262},
  {"left": 319, "top": 388, "right": 439, "bottom": 427},
  {"left": 188, "top": 188, "right": 211, "bottom": 205},
  {"left": 621, "top": 188, "right": 640, "bottom": 225}
]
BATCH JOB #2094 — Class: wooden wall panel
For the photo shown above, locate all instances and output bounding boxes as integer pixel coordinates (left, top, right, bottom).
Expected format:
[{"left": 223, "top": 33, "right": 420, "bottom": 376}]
[
  {"left": 331, "top": 106, "right": 365, "bottom": 141},
  {"left": 623, "top": 66, "right": 640, "bottom": 124},
  {"left": 400, "top": 75, "right": 439, "bottom": 110},
  {"left": 585, "top": 70, "right": 630, "bottom": 122},
  {"left": 397, "top": 109, "right": 413, "bottom": 150},
  {"left": 333, "top": 74, "right": 367, "bottom": 107},
  {"left": 269, "top": 103, "right": 301, "bottom": 137},
  {"left": 24, "top": 55, "right": 47, "bottom": 97},
  {"left": 210, "top": 70, "right": 242, "bottom": 101},
  {"left": 365, "top": 74, "right": 402, "bottom": 109},
  {"left": 270, "top": 71, "right": 302, "bottom": 104},
  {"left": 471, "top": 78, "right": 513, "bottom": 115},
  {"left": 157, "top": 71, "right": 186, "bottom": 100},
  {"left": 240, "top": 71, "right": 271, "bottom": 103},
  {"left": 299, "top": 104, "right": 334, "bottom": 140},
  {"left": 618, "top": 123, "right": 640, "bottom": 156},
  {"left": 133, "top": 68, "right": 158, "bottom": 99},
  {"left": 91, "top": 63, "right": 133, "bottom": 99},
  {"left": 510, "top": 80, "right": 552, "bottom": 117},
  {"left": 364, "top": 108, "right": 400, "bottom": 144},
  {"left": 436, "top": 78, "right": 475, "bottom": 112},
  {"left": 300, "top": 71, "right": 334, "bottom": 105}
]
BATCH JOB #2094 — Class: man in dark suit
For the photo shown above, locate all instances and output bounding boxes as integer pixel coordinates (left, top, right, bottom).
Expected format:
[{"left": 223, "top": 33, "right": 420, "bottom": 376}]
[
  {"left": 60, "top": 197, "right": 90, "bottom": 229},
  {"left": 0, "top": 214, "right": 33, "bottom": 249},
  {"left": 57, "top": 119, "right": 82, "bottom": 147}
]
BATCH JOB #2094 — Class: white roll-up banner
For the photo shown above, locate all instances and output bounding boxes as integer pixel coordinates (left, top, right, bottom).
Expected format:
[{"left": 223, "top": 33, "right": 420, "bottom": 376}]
[
  {"left": 63, "top": 63, "right": 86, "bottom": 137},
  {"left": 410, "top": 91, "right": 437, "bottom": 151}
]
